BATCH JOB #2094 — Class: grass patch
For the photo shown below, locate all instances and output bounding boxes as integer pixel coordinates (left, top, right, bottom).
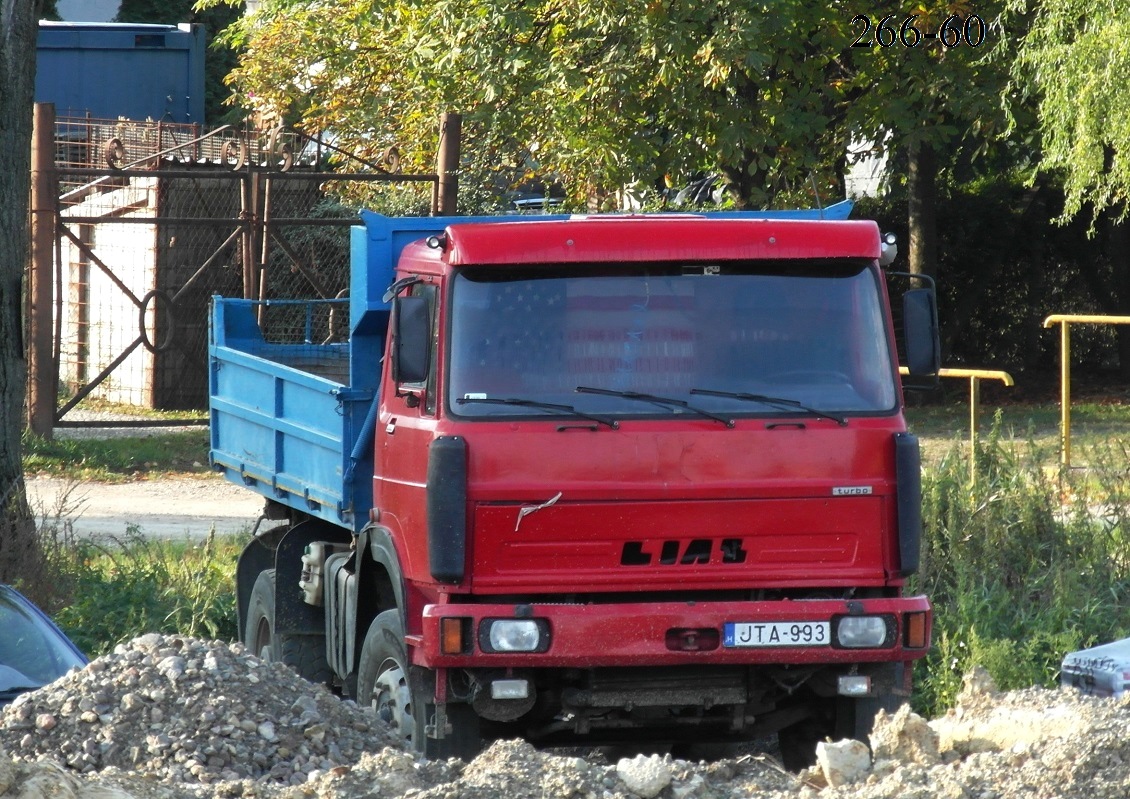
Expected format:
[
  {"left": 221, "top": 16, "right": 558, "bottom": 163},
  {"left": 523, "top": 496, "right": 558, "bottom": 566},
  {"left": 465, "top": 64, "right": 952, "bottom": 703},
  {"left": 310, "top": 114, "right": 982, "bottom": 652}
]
[
  {"left": 50, "top": 529, "right": 245, "bottom": 657},
  {"left": 906, "top": 400, "right": 1130, "bottom": 441},
  {"left": 21, "top": 429, "right": 211, "bottom": 481},
  {"left": 59, "top": 396, "right": 208, "bottom": 422}
]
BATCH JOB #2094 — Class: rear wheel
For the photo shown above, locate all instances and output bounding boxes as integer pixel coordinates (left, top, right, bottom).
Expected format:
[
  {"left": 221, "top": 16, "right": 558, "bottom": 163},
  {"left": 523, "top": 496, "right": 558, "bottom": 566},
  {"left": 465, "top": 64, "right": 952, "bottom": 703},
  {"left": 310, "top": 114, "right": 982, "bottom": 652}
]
[
  {"left": 245, "top": 570, "right": 279, "bottom": 662},
  {"left": 357, "top": 609, "right": 482, "bottom": 760},
  {"left": 244, "top": 569, "right": 332, "bottom": 684}
]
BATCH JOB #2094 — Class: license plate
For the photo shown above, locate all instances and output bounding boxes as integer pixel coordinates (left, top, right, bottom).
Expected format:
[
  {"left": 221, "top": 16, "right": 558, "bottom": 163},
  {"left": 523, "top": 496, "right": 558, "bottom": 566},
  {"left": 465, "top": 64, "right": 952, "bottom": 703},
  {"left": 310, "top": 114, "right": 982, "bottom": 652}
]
[{"left": 723, "top": 621, "right": 830, "bottom": 648}]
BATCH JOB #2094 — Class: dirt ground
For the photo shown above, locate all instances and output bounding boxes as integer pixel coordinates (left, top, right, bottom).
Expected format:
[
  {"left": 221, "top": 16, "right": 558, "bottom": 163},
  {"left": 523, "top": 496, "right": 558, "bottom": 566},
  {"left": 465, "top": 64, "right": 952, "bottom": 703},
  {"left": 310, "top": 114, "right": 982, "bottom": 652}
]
[
  {"left": 25, "top": 474, "right": 263, "bottom": 540},
  {"left": 25, "top": 417, "right": 262, "bottom": 540}
]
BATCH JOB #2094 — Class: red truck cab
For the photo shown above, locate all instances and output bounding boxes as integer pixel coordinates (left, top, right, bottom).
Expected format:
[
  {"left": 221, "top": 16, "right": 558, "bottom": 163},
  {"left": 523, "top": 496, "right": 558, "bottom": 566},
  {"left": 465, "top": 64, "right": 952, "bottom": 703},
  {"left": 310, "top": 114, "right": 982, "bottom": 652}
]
[{"left": 357, "top": 214, "right": 935, "bottom": 762}]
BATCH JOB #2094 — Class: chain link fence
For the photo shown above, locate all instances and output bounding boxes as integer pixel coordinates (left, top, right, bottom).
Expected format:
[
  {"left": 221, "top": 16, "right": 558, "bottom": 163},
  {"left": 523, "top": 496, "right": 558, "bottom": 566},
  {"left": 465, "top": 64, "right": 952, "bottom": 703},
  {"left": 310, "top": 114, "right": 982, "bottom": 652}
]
[{"left": 49, "top": 117, "right": 426, "bottom": 414}]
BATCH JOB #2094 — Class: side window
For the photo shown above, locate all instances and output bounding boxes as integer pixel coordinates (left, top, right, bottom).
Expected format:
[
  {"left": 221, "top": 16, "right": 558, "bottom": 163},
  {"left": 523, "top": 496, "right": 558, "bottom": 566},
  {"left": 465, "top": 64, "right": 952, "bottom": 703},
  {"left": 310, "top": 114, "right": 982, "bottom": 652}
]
[{"left": 415, "top": 283, "right": 439, "bottom": 416}]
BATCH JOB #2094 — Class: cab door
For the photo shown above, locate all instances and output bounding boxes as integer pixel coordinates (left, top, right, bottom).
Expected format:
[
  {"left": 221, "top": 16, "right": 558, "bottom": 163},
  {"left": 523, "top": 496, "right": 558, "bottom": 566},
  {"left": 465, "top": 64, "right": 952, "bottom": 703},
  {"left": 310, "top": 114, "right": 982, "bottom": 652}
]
[{"left": 374, "top": 281, "right": 444, "bottom": 597}]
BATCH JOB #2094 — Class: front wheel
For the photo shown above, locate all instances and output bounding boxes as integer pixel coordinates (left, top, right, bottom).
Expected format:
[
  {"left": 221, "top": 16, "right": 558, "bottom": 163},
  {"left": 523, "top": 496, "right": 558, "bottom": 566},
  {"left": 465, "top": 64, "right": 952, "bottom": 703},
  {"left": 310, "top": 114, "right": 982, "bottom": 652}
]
[
  {"left": 777, "top": 692, "right": 903, "bottom": 771},
  {"left": 844, "top": 692, "right": 905, "bottom": 741},
  {"left": 356, "top": 609, "right": 482, "bottom": 760}
]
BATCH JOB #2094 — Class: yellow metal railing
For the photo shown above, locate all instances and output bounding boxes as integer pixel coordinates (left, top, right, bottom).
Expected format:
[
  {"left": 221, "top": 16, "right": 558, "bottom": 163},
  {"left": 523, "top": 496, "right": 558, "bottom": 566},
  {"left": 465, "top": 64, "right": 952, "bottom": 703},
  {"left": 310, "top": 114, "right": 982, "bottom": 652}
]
[
  {"left": 1041, "top": 314, "right": 1130, "bottom": 467},
  {"left": 902, "top": 366, "right": 1014, "bottom": 480}
]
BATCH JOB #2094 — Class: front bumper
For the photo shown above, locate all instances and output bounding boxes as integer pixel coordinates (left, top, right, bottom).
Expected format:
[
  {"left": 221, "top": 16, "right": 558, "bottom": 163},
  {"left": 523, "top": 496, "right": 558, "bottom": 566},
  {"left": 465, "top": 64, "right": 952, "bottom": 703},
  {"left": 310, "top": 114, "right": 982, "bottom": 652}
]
[{"left": 413, "top": 595, "right": 931, "bottom": 669}]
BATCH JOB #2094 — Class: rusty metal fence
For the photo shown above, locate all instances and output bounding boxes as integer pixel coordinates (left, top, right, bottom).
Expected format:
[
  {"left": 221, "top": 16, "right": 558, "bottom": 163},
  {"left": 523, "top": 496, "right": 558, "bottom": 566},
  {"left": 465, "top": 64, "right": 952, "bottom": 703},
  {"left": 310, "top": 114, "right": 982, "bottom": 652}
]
[{"left": 27, "top": 105, "right": 461, "bottom": 436}]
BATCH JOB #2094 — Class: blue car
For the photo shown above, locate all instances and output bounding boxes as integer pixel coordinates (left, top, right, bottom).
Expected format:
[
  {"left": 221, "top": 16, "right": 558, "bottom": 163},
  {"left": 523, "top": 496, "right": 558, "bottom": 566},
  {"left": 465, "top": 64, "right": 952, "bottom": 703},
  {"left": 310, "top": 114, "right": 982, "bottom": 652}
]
[{"left": 0, "top": 585, "right": 87, "bottom": 703}]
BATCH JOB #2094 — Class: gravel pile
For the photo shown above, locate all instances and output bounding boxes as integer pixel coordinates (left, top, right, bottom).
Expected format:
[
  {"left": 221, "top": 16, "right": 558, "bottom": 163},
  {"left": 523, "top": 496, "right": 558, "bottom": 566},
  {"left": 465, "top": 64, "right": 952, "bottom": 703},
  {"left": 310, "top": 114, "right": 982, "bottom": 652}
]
[
  {"left": 0, "top": 634, "right": 401, "bottom": 787},
  {"left": 0, "top": 634, "right": 1127, "bottom": 799}
]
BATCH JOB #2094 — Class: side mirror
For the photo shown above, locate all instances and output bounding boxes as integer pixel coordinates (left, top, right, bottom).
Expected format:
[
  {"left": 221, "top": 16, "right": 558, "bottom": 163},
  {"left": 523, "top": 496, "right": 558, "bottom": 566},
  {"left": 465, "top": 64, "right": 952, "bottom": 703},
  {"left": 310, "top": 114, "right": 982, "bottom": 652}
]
[
  {"left": 903, "top": 288, "right": 940, "bottom": 378},
  {"left": 392, "top": 294, "right": 431, "bottom": 384}
]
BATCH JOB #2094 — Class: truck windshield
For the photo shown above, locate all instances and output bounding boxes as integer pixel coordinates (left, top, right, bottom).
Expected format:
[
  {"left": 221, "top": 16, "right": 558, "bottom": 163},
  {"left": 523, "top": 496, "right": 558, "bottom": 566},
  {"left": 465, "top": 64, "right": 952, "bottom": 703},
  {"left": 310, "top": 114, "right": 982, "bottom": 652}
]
[{"left": 447, "top": 261, "right": 897, "bottom": 420}]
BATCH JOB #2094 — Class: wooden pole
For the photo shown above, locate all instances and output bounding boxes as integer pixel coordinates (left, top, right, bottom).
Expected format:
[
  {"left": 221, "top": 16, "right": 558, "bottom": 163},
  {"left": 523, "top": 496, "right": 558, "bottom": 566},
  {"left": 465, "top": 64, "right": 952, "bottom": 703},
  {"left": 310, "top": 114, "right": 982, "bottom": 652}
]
[
  {"left": 28, "top": 103, "right": 56, "bottom": 439},
  {"left": 435, "top": 113, "right": 461, "bottom": 216}
]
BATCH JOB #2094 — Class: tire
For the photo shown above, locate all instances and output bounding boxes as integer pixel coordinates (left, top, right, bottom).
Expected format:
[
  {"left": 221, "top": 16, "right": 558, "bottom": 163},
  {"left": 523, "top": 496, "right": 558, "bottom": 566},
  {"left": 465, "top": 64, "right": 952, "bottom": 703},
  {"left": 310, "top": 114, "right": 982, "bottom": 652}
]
[
  {"left": 777, "top": 692, "right": 904, "bottom": 771},
  {"left": 356, "top": 609, "right": 482, "bottom": 760},
  {"left": 243, "top": 569, "right": 333, "bottom": 684},
  {"left": 843, "top": 692, "right": 904, "bottom": 741},
  {"left": 245, "top": 570, "right": 279, "bottom": 662},
  {"left": 777, "top": 715, "right": 827, "bottom": 771}
]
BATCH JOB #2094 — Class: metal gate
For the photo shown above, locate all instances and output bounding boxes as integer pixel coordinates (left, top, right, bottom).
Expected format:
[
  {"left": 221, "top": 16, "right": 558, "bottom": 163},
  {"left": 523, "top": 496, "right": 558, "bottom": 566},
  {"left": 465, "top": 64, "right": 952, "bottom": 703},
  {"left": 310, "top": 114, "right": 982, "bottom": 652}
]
[{"left": 27, "top": 107, "right": 459, "bottom": 435}]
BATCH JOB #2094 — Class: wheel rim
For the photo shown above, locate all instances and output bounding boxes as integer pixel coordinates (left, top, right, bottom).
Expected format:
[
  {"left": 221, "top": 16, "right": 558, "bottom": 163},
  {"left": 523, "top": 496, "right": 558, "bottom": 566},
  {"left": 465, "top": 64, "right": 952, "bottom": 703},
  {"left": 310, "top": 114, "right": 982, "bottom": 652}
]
[
  {"left": 372, "top": 658, "right": 413, "bottom": 744},
  {"left": 254, "top": 617, "right": 272, "bottom": 662}
]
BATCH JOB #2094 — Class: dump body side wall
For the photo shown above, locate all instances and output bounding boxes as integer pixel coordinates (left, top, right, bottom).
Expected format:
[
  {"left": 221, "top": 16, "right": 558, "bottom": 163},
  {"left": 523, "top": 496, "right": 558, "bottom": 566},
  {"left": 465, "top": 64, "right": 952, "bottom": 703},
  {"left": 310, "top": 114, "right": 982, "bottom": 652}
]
[{"left": 208, "top": 299, "right": 374, "bottom": 532}]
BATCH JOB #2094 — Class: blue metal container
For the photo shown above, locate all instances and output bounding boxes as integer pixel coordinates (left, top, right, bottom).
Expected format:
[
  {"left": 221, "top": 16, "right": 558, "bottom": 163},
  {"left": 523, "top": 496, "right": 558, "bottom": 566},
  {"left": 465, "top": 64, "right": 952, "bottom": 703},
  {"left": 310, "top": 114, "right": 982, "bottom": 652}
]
[{"left": 37, "top": 21, "right": 205, "bottom": 123}]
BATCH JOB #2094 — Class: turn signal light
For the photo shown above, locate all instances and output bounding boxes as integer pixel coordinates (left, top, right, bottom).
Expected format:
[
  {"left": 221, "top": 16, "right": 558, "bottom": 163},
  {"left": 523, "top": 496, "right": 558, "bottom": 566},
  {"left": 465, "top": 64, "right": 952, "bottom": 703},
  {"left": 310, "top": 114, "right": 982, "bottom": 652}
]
[
  {"left": 904, "top": 611, "right": 929, "bottom": 649},
  {"left": 440, "top": 617, "right": 467, "bottom": 655}
]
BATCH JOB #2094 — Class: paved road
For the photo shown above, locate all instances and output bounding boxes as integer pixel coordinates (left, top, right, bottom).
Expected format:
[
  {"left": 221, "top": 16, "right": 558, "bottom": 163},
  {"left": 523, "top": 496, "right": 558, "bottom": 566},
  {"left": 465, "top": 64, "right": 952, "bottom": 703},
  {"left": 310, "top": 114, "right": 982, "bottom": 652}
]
[{"left": 25, "top": 475, "right": 264, "bottom": 540}]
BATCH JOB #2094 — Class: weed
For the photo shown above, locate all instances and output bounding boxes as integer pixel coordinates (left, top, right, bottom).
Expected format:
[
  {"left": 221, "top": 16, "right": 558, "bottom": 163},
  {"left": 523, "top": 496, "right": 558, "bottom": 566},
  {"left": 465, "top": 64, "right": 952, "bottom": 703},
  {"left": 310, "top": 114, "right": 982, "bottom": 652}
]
[
  {"left": 51, "top": 527, "right": 246, "bottom": 657},
  {"left": 911, "top": 418, "right": 1130, "bottom": 717}
]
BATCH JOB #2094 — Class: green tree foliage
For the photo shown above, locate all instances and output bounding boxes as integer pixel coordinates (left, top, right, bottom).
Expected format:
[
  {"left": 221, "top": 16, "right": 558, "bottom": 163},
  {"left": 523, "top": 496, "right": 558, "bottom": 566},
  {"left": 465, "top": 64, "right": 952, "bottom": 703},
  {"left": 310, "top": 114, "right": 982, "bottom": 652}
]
[
  {"left": 1007, "top": 1, "right": 1130, "bottom": 375},
  {"left": 118, "top": 0, "right": 245, "bottom": 124},
  {"left": 199, "top": 0, "right": 863, "bottom": 208},
  {"left": 1009, "top": 0, "right": 1130, "bottom": 225},
  {"left": 845, "top": 3, "right": 1008, "bottom": 177},
  {"left": 842, "top": 2, "right": 1014, "bottom": 277}
]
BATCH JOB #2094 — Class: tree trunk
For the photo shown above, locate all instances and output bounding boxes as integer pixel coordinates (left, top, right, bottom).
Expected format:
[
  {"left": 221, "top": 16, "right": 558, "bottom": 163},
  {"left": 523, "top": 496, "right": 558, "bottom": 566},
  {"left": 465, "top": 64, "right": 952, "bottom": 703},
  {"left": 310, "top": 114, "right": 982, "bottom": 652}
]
[
  {"left": 907, "top": 141, "right": 937, "bottom": 279},
  {"left": 0, "top": 0, "right": 45, "bottom": 581}
]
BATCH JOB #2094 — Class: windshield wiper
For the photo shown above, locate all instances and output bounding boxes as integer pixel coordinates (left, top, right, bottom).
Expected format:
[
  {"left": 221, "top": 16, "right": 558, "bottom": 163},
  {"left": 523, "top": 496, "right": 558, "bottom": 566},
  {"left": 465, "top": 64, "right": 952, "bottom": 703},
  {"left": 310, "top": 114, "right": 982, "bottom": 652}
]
[
  {"left": 456, "top": 396, "right": 619, "bottom": 429},
  {"left": 689, "top": 388, "right": 847, "bottom": 426},
  {"left": 575, "top": 386, "right": 734, "bottom": 428}
]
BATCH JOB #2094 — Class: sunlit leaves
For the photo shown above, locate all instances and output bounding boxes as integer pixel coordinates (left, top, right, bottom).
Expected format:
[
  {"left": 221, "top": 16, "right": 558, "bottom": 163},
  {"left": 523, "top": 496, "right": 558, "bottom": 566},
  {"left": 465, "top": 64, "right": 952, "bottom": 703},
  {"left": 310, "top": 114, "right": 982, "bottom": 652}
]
[
  {"left": 843, "top": 0, "right": 1008, "bottom": 170},
  {"left": 1009, "top": 0, "right": 1130, "bottom": 225},
  {"left": 196, "top": 0, "right": 864, "bottom": 208}
]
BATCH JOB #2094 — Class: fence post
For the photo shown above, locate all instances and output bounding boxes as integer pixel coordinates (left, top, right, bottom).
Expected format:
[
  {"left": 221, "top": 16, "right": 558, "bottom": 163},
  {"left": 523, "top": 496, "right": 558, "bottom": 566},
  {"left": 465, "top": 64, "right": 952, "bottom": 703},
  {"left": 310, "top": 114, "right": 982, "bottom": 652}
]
[
  {"left": 1059, "top": 320, "right": 1071, "bottom": 467},
  {"left": 28, "top": 103, "right": 56, "bottom": 439},
  {"left": 900, "top": 366, "right": 1013, "bottom": 480},
  {"left": 969, "top": 376, "right": 980, "bottom": 481},
  {"left": 1041, "top": 314, "right": 1130, "bottom": 468}
]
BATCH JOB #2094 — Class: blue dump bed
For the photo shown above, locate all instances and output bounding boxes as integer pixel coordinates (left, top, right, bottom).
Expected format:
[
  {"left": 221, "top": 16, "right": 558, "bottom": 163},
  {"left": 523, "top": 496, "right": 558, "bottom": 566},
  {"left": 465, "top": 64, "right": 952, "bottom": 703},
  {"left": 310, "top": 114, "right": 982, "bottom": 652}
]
[
  {"left": 208, "top": 202, "right": 854, "bottom": 532},
  {"left": 208, "top": 212, "right": 500, "bottom": 532},
  {"left": 209, "top": 298, "right": 378, "bottom": 532}
]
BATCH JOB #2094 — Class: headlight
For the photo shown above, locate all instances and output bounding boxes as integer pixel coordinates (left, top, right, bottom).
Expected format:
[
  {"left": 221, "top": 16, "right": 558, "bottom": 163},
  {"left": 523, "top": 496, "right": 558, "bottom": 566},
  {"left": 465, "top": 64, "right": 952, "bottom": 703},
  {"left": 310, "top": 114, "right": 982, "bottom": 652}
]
[
  {"left": 481, "top": 619, "right": 548, "bottom": 653},
  {"left": 835, "top": 615, "right": 892, "bottom": 648}
]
